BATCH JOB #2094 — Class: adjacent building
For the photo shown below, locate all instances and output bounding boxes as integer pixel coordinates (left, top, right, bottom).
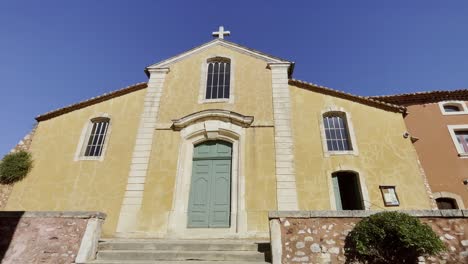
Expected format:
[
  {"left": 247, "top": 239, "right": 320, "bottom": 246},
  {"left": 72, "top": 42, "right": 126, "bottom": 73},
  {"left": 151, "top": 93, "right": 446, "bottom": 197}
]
[{"left": 371, "top": 90, "right": 468, "bottom": 209}]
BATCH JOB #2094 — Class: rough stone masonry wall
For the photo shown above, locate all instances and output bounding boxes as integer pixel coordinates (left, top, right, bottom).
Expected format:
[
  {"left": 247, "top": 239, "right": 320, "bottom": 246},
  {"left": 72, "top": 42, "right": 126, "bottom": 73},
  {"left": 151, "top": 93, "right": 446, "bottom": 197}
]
[
  {"left": 269, "top": 211, "right": 468, "bottom": 264},
  {"left": 0, "top": 211, "right": 105, "bottom": 264},
  {"left": 0, "top": 125, "right": 37, "bottom": 210}
]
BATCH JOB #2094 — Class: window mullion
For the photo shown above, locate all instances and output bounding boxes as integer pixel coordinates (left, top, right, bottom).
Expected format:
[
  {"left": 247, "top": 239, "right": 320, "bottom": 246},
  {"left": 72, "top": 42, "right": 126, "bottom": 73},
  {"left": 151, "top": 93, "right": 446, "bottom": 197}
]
[
  {"left": 95, "top": 122, "right": 105, "bottom": 156},
  {"left": 92, "top": 122, "right": 103, "bottom": 156},
  {"left": 216, "top": 62, "right": 221, "bottom": 98},
  {"left": 337, "top": 117, "right": 345, "bottom": 151},
  {"left": 97, "top": 122, "right": 109, "bottom": 156},
  {"left": 225, "top": 63, "right": 229, "bottom": 98}
]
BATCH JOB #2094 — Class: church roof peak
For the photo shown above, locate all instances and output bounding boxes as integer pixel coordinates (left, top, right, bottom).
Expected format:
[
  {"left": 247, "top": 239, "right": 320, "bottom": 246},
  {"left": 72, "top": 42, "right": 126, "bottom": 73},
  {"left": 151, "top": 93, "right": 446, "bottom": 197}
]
[{"left": 145, "top": 38, "right": 294, "bottom": 77}]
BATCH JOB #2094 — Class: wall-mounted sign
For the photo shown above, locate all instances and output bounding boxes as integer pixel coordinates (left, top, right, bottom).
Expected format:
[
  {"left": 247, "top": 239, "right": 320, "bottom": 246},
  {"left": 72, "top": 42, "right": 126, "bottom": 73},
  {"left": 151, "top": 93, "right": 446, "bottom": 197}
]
[{"left": 380, "top": 186, "right": 400, "bottom": 206}]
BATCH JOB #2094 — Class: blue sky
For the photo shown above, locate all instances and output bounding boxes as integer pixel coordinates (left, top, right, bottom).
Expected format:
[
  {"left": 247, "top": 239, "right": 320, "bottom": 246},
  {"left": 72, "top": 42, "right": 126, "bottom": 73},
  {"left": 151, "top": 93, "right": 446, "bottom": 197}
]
[{"left": 0, "top": 1, "right": 467, "bottom": 156}]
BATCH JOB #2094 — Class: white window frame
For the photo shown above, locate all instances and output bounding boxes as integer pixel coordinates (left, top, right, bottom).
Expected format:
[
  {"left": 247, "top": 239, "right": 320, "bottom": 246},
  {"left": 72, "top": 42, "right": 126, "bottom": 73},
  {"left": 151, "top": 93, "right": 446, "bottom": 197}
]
[
  {"left": 198, "top": 55, "right": 235, "bottom": 104},
  {"left": 319, "top": 106, "right": 359, "bottom": 157},
  {"left": 447, "top": 124, "right": 468, "bottom": 158},
  {"left": 438, "top": 101, "right": 468, "bottom": 115},
  {"left": 74, "top": 113, "right": 112, "bottom": 161},
  {"left": 433, "top": 191, "right": 465, "bottom": 209}
]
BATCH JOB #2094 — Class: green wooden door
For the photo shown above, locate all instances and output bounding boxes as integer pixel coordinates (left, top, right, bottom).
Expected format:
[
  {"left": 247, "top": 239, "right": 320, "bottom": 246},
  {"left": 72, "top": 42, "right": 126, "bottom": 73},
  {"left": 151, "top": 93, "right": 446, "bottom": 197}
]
[{"left": 188, "top": 141, "right": 232, "bottom": 228}]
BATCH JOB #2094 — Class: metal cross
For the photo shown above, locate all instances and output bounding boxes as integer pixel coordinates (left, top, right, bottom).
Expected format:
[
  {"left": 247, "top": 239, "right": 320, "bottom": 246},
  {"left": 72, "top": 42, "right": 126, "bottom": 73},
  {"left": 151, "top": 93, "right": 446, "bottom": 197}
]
[{"left": 212, "top": 26, "right": 230, "bottom": 39}]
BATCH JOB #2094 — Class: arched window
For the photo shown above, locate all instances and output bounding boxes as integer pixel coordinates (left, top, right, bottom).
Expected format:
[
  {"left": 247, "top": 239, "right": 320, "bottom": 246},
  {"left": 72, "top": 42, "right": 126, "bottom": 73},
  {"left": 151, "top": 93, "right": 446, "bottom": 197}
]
[
  {"left": 205, "top": 58, "right": 231, "bottom": 100},
  {"left": 323, "top": 112, "right": 353, "bottom": 151},
  {"left": 436, "top": 197, "right": 458, "bottom": 209},
  {"left": 332, "top": 171, "right": 364, "bottom": 210},
  {"left": 82, "top": 117, "right": 110, "bottom": 157}
]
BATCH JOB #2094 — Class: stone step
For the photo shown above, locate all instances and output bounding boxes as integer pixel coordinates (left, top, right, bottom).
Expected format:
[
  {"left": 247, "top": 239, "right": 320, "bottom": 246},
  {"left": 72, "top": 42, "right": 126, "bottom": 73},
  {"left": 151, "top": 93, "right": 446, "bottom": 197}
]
[
  {"left": 96, "top": 250, "right": 267, "bottom": 262},
  {"left": 98, "top": 240, "right": 264, "bottom": 251},
  {"left": 86, "top": 261, "right": 269, "bottom": 264}
]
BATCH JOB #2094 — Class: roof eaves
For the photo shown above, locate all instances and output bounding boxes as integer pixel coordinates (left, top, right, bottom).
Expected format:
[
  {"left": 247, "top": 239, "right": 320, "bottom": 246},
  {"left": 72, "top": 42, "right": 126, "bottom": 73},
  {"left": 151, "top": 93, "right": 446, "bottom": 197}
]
[
  {"left": 369, "top": 89, "right": 468, "bottom": 105},
  {"left": 289, "top": 79, "right": 406, "bottom": 113},
  {"left": 145, "top": 39, "right": 294, "bottom": 77},
  {"left": 35, "top": 82, "right": 148, "bottom": 122}
]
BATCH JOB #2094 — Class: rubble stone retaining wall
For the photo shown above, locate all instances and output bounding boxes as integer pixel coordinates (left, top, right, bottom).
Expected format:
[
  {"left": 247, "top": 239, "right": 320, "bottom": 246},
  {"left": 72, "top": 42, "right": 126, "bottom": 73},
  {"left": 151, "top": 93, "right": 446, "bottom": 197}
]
[
  {"left": 0, "top": 211, "right": 106, "bottom": 264},
  {"left": 0, "top": 125, "right": 37, "bottom": 210},
  {"left": 269, "top": 210, "right": 468, "bottom": 264}
]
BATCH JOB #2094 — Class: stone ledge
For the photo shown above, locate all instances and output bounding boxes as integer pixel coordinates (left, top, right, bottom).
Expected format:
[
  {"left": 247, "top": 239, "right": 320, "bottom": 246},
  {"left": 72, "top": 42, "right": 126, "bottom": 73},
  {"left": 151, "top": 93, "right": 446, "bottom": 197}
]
[
  {"left": 0, "top": 211, "right": 107, "bottom": 219},
  {"left": 269, "top": 210, "right": 468, "bottom": 219}
]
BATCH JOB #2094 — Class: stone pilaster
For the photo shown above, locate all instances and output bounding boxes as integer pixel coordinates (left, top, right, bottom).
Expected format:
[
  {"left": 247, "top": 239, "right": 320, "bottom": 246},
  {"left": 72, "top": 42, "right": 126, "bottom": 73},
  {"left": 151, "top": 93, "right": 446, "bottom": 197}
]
[
  {"left": 269, "top": 63, "right": 298, "bottom": 211},
  {"left": 116, "top": 68, "right": 169, "bottom": 233}
]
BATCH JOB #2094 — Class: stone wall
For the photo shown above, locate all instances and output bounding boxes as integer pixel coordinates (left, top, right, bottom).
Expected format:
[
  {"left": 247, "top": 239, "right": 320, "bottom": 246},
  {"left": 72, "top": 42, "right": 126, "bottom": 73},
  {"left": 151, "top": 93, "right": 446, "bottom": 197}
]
[
  {"left": 269, "top": 210, "right": 468, "bottom": 264},
  {"left": 0, "top": 211, "right": 105, "bottom": 264},
  {"left": 0, "top": 125, "right": 37, "bottom": 210}
]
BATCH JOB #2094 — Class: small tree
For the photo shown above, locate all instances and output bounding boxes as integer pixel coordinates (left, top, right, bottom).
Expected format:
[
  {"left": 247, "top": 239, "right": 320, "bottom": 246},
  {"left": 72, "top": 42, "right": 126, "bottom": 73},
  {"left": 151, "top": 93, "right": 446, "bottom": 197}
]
[
  {"left": 0, "top": 151, "right": 33, "bottom": 184},
  {"left": 344, "top": 211, "right": 445, "bottom": 263}
]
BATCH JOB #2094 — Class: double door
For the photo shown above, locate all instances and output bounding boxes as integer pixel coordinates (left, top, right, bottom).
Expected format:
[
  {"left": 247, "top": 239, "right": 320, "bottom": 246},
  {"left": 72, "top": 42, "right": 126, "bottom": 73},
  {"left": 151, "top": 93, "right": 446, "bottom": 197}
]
[{"left": 187, "top": 140, "right": 232, "bottom": 228}]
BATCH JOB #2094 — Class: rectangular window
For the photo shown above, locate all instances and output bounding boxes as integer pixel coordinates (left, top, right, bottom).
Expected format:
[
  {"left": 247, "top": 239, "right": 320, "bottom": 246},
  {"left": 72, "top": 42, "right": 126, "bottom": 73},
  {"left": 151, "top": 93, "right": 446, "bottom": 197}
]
[
  {"left": 84, "top": 120, "right": 109, "bottom": 157},
  {"left": 324, "top": 115, "right": 352, "bottom": 151},
  {"left": 455, "top": 131, "right": 468, "bottom": 154}
]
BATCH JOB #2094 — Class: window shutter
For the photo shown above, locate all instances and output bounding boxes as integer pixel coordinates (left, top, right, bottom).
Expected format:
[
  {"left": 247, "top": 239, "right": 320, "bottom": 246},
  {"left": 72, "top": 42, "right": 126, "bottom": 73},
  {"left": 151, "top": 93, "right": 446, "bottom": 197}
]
[{"left": 332, "top": 176, "right": 343, "bottom": 210}]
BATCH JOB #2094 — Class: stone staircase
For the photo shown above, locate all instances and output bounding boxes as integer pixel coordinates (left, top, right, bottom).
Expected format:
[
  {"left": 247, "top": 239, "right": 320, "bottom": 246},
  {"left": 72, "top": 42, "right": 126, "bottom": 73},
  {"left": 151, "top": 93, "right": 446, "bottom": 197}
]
[{"left": 83, "top": 239, "right": 271, "bottom": 263}]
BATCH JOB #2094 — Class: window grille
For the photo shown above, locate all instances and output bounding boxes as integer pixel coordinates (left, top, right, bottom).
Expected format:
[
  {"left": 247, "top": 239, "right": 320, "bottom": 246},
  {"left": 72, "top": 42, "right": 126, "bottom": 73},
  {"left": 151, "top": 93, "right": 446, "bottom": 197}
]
[
  {"left": 205, "top": 60, "right": 230, "bottom": 99},
  {"left": 84, "top": 119, "right": 109, "bottom": 157},
  {"left": 455, "top": 130, "right": 468, "bottom": 154},
  {"left": 323, "top": 114, "right": 352, "bottom": 151}
]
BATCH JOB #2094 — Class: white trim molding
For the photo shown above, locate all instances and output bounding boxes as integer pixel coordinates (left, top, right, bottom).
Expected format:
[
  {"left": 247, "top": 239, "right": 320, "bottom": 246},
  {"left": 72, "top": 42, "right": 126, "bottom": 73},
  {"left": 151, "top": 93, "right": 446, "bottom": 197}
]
[
  {"left": 74, "top": 113, "right": 112, "bottom": 162},
  {"left": 433, "top": 191, "right": 465, "bottom": 209},
  {"left": 319, "top": 106, "right": 359, "bottom": 157},
  {"left": 116, "top": 67, "right": 170, "bottom": 234},
  {"left": 447, "top": 124, "right": 468, "bottom": 157},
  {"left": 326, "top": 167, "right": 371, "bottom": 210},
  {"left": 147, "top": 39, "right": 290, "bottom": 70},
  {"left": 438, "top": 100, "right": 468, "bottom": 115},
  {"left": 167, "top": 118, "right": 248, "bottom": 238},
  {"left": 268, "top": 62, "right": 298, "bottom": 211},
  {"left": 198, "top": 55, "right": 235, "bottom": 104}
]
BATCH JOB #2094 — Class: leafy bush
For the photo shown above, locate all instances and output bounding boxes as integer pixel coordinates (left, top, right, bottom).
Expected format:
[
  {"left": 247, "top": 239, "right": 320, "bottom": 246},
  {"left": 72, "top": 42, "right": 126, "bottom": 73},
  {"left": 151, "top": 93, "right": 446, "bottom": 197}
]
[
  {"left": 0, "top": 151, "right": 33, "bottom": 184},
  {"left": 344, "top": 211, "right": 445, "bottom": 263}
]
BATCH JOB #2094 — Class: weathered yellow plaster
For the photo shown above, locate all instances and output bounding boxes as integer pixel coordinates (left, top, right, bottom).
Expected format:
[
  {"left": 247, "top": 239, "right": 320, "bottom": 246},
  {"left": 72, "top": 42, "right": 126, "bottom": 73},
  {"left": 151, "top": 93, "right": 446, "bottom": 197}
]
[
  {"left": 5, "top": 42, "right": 432, "bottom": 239},
  {"left": 138, "top": 130, "right": 180, "bottom": 235},
  {"left": 290, "top": 84, "right": 432, "bottom": 210},
  {"left": 5, "top": 89, "right": 146, "bottom": 236},
  {"left": 157, "top": 45, "right": 274, "bottom": 125},
  {"left": 244, "top": 128, "right": 277, "bottom": 232}
]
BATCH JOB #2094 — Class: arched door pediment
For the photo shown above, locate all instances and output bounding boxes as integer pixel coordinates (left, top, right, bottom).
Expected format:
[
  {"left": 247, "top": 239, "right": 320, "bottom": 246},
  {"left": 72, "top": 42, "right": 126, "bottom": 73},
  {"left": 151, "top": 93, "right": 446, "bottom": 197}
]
[{"left": 171, "top": 109, "right": 254, "bottom": 131}]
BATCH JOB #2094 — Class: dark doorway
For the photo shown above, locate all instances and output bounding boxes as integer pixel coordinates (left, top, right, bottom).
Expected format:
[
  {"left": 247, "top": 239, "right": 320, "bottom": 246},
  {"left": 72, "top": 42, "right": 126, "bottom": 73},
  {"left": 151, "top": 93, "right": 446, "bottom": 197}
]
[
  {"left": 332, "top": 171, "right": 364, "bottom": 210},
  {"left": 436, "top": 198, "right": 458, "bottom": 209}
]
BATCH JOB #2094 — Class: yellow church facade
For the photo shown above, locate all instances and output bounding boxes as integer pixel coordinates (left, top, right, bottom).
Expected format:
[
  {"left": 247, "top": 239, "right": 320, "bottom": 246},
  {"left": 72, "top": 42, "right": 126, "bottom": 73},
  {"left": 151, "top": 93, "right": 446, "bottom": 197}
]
[{"left": 4, "top": 34, "right": 433, "bottom": 238}]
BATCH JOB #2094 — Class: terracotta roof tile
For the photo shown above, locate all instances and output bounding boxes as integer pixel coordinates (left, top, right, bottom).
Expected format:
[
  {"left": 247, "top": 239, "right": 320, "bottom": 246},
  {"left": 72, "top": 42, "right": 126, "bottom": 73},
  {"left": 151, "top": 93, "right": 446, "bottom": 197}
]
[
  {"left": 289, "top": 79, "right": 406, "bottom": 113},
  {"left": 368, "top": 89, "right": 468, "bottom": 106},
  {"left": 35, "top": 82, "right": 148, "bottom": 121}
]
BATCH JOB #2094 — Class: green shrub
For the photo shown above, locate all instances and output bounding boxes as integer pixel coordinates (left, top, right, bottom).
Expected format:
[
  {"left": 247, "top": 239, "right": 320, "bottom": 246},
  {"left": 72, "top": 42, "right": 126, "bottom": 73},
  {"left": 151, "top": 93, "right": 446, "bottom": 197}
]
[
  {"left": 0, "top": 151, "right": 33, "bottom": 184},
  {"left": 344, "top": 211, "right": 445, "bottom": 263}
]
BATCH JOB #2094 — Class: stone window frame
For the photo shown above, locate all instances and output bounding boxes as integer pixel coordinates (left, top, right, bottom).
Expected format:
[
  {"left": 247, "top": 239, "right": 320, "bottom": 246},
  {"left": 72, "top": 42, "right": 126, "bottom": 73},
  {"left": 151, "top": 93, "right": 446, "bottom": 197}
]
[
  {"left": 326, "top": 167, "right": 371, "bottom": 210},
  {"left": 447, "top": 124, "right": 468, "bottom": 158},
  {"left": 198, "top": 55, "right": 235, "bottom": 104},
  {"left": 433, "top": 191, "right": 465, "bottom": 209},
  {"left": 319, "top": 106, "right": 359, "bottom": 157},
  {"left": 168, "top": 118, "right": 252, "bottom": 238},
  {"left": 74, "top": 113, "right": 112, "bottom": 162},
  {"left": 438, "top": 101, "right": 468, "bottom": 115}
]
